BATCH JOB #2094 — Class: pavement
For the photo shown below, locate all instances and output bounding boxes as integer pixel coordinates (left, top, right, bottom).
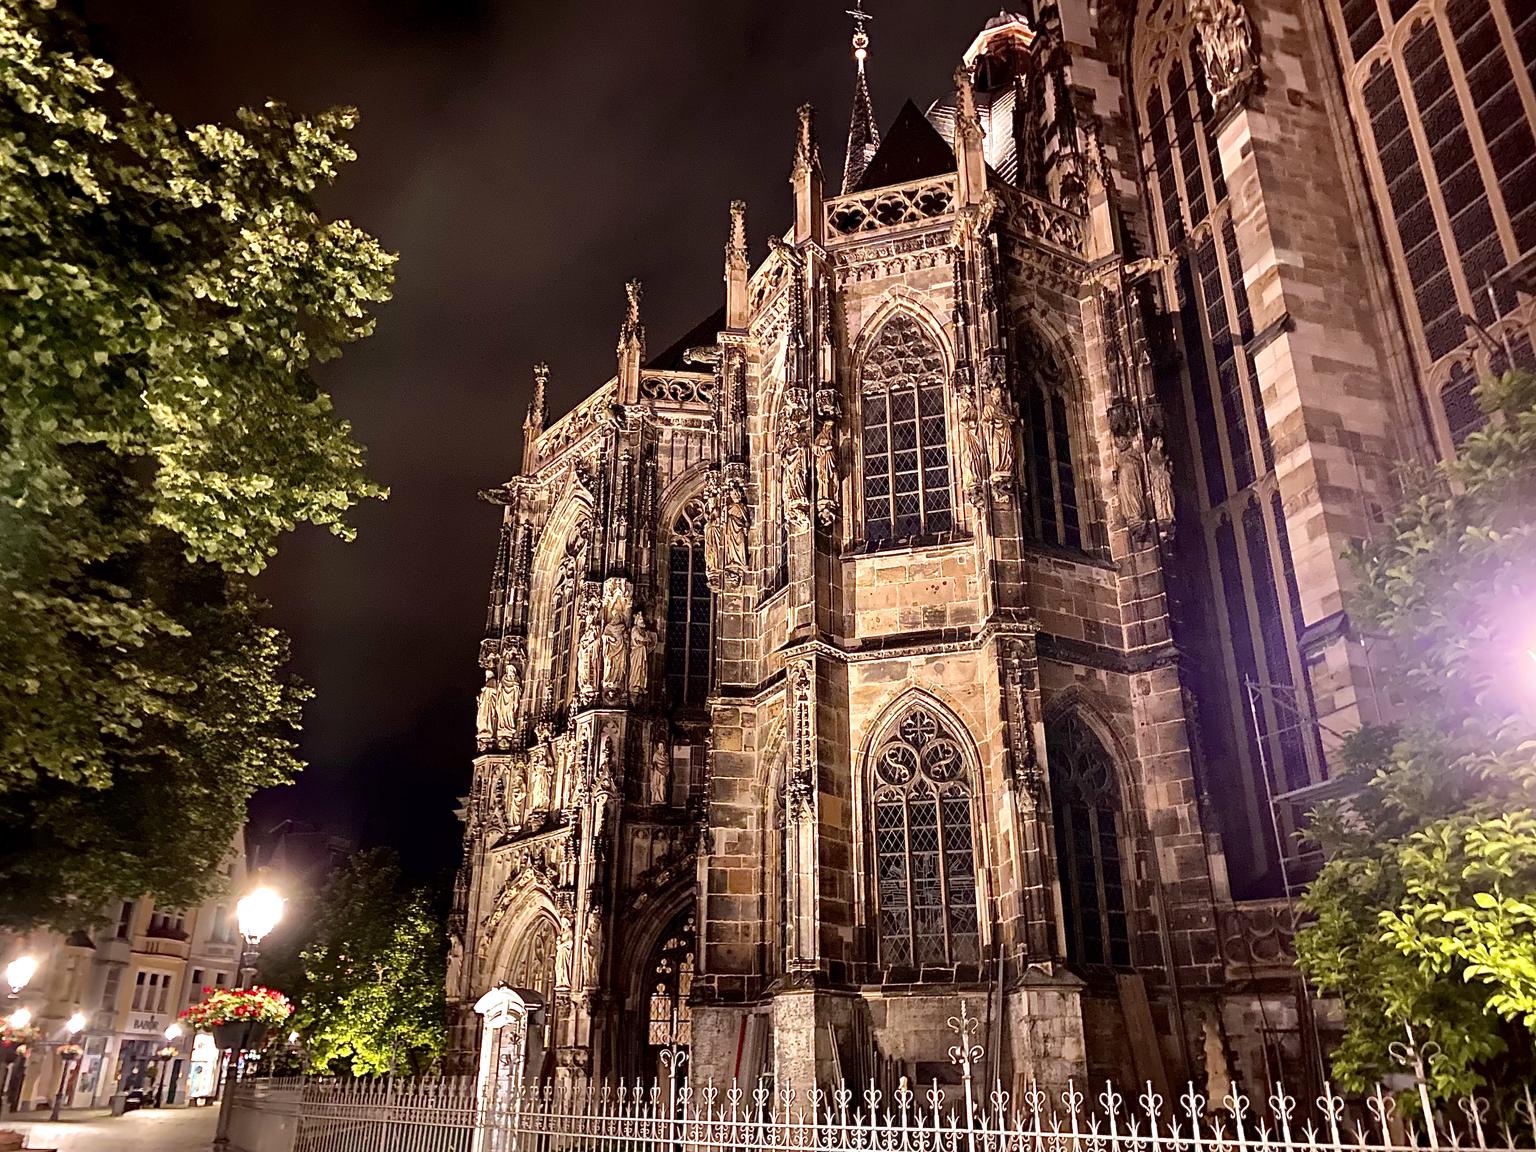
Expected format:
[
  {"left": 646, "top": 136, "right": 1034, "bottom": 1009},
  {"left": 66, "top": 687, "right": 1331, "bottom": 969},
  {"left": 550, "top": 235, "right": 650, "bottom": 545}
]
[{"left": 2, "top": 1105, "right": 217, "bottom": 1151}]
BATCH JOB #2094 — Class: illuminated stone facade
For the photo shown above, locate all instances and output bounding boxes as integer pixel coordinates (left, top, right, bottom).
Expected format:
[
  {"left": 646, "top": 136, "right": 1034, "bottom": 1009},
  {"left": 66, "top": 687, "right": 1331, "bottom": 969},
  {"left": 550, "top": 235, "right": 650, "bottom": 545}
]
[{"left": 446, "top": 1, "right": 1535, "bottom": 1101}]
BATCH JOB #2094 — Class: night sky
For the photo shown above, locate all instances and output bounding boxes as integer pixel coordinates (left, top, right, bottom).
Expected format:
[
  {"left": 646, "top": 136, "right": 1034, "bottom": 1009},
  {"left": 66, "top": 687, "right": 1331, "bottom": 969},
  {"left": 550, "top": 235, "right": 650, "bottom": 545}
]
[{"left": 74, "top": 0, "right": 998, "bottom": 888}]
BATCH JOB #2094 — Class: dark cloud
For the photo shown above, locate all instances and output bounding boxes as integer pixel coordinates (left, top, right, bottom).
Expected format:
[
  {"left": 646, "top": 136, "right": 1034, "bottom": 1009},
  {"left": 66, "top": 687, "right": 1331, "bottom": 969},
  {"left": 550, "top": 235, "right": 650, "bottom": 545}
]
[{"left": 75, "top": 0, "right": 1000, "bottom": 885}]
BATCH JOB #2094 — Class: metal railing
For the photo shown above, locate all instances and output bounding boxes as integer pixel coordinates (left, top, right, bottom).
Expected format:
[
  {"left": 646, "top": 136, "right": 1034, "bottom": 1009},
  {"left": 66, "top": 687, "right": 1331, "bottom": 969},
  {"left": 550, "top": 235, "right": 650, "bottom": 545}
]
[{"left": 229, "top": 1071, "right": 1536, "bottom": 1152}]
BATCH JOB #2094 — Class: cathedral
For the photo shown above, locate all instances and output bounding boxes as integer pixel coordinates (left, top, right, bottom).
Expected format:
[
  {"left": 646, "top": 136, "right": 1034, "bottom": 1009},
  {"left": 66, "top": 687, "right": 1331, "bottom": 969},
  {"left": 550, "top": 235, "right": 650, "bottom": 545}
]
[{"left": 446, "top": 0, "right": 1536, "bottom": 1102}]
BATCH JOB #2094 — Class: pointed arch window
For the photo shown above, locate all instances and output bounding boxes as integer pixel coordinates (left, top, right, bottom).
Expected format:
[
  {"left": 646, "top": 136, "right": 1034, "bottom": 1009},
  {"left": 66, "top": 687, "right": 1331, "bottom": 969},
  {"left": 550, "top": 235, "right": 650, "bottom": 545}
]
[
  {"left": 871, "top": 705, "right": 980, "bottom": 968},
  {"left": 860, "top": 314, "right": 953, "bottom": 546},
  {"left": 665, "top": 499, "right": 712, "bottom": 707},
  {"left": 1016, "top": 331, "right": 1082, "bottom": 549},
  {"left": 545, "top": 520, "right": 589, "bottom": 715},
  {"left": 1048, "top": 715, "right": 1130, "bottom": 969},
  {"left": 645, "top": 912, "right": 695, "bottom": 1073},
  {"left": 509, "top": 916, "right": 558, "bottom": 1001}
]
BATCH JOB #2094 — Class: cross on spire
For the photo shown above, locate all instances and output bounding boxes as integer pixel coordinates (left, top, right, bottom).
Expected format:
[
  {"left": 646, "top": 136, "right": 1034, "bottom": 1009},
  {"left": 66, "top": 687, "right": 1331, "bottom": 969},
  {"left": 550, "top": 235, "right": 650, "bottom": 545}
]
[{"left": 840, "top": 1, "right": 880, "bottom": 192}]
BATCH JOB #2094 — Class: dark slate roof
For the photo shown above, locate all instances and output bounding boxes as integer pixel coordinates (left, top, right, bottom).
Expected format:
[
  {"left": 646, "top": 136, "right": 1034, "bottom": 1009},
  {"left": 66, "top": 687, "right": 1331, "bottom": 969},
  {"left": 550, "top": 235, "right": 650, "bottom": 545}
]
[
  {"left": 841, "top": 66, "right": 881, "bottom": 193},
  {"left": 645, "top": 304, "right": 727, "bottom": 371},
  {"left": 852, "top": 99, "right": 956, "bottom": 192}
]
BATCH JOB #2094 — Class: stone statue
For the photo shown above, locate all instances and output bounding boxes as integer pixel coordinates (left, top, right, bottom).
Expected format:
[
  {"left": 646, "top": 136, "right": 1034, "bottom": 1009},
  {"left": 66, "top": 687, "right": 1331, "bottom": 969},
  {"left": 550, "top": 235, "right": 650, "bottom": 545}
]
[
  {"left": 580, "top": 914, "right": 602, "bottom": 991},
  {"left": 474, "top": 668, "right": 496, "bottom": 748},
  {"left": 628, "top": 610, "right": 657, "bottom": 698},
  {"left": 528, "top": 742, "right": 552, "bottom": 816},
  {"left": 492, "top": 656, "right": 523, "bottom": 744},
  {"left": 1190, "top": 0, "right": 1257, "bottom": 108},
  {"left": 812, "top": 420, "right": 838, "bottom": 525},
  {"left": 600, "top": 611, "right": 628, "bottom": 702},
  {"left": 507, "top": 759, "right": 528, "bottom": 829},
  {"left": 648, "top": 739, "right": 671, "bottom": 807},
  {"left": 956, "top": 390, "right": 989, "bottom": 506},
  {"left": 555, "top": 919, "right": 574, "bottom": 990},
  {"left": 981, "top": 382, "right": 1017, "bottom": 491},
  {"left": 703, "top": 486, "right": 726, "bottom": 587},
  {"left": 781, "top": 427, "right": 811, "bottom": 525},
  {"left": 721, "top": 481, "right": 748, "bottom": 576},
  {"left": 1114, "top": 433, "right": 1149, "bottom": 530},
  {"left": 1148, "top": 433, "right": 1176, "bottom": 527},
  {"left": 574, "top": 595, "right": 602, "bottom": 705}
]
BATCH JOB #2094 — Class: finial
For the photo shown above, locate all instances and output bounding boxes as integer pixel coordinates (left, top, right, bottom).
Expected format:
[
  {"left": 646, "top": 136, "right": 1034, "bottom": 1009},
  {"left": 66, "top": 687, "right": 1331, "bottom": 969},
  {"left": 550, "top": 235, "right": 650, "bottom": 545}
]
[
  {"left": 527, "top": 362, "right": 549, "bottom": 427},
  {"left": 791, "top": 104, "right": 820, "bottom": 180},
  {"left": 727, "top": 200, "right": 747, "bottom": 269},
  {"left": 624, "top": 279, "right": 642, "bottom": 331},
  {"left": 846, "top": 1, "right": 873, "bottom": 70}
]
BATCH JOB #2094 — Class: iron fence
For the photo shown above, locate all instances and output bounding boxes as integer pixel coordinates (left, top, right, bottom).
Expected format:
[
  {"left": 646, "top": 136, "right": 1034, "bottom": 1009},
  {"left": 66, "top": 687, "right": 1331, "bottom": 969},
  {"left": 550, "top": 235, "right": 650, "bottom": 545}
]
[{"left": 229, "top": 1072, "right": 1536, "bottom": 1152}]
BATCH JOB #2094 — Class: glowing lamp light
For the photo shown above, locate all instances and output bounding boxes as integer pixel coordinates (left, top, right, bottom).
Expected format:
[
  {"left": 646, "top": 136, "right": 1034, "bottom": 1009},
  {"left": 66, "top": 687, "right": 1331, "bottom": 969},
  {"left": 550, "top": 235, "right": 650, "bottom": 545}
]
[
  {"left": 164, "top": 1022, "right": 183, "bottom": 1040},
  {"left": 288, "top": 1030, "right": 300, "bottom": 1044},
  {"left": 5, "top": 955, "right": 37, "bottom": 994},
  {"left": 236, "top": 887, "right": 285, "bottom": 943},
  {"left": 65, "top": 1012, "right": 86, "bottom": 1035},
  {"left": 7, "top": 1007, "right": 32, "bottom": 1030}
]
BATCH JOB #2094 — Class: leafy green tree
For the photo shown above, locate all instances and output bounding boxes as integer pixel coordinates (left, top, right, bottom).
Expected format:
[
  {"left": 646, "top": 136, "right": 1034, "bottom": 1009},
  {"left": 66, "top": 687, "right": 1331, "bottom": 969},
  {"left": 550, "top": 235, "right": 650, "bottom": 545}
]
[
  {"left": 1296, "top": 370, "right": 1536, "bottom": 1101},
  {"left": 283, "top": 849, "right": 447, "bottom": 1076},
  {"left": 0, "top": 0, "right": 392, "bottom": 926}
]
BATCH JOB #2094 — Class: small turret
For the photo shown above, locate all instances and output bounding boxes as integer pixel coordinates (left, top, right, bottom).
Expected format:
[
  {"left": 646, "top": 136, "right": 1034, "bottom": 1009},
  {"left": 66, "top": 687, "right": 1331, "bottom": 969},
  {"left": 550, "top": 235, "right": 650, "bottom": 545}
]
[
  {"left": 521, "top": 362, "right": 549, "bottom": 474},
  {"left": 616, "top": 278, "right": 644, "bottom": 405},
  {"left": 953, "top": 64, "right": 986, "bottom": 205},
  {"left": 725, "top": 200, "right": 748, "bottom": 330},
  {"left": 790, "top": 105, "right": 823, "bottom": 246}
]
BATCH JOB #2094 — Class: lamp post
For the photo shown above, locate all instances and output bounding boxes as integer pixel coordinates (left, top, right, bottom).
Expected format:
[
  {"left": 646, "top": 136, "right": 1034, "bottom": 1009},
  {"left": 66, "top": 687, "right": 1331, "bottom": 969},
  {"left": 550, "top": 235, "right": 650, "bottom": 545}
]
[
  {"left": 1, "top": 1004, "right": 34, "bottom": 1119},
  {"left": 158, "top": 1022, "right": 183, "bottom": 1107},
  {"left": 211, "top": 886, "right": 284, "bottom": 1152},
  {"left": 49, "top": 1012, "right": 86, "bottom": 1121},
  {"left": 5, "top": 957, "right": 37, "bottom": 1000}
]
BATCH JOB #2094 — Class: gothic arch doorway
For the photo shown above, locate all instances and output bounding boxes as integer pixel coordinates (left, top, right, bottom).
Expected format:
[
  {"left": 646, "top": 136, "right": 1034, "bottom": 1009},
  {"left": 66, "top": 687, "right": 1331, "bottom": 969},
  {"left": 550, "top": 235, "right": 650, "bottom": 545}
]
[{"left": 642, "top": 911, "right": 695, "bottom": 1082}]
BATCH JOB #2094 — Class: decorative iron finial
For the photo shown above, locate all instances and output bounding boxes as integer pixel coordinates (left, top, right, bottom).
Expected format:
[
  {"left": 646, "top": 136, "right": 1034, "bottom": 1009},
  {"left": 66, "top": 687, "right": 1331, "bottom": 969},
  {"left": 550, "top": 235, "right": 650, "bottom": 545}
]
[{"left": 846, "top": 0, "right": 873, "bottom": 70}]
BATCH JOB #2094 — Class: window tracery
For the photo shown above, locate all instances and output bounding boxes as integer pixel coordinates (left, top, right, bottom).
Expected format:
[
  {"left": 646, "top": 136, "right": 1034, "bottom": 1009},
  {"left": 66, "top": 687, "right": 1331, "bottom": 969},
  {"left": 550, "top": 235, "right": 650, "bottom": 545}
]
[
  {"left": 665, "top": 499, "right": 713, "bottom": 707},
  {"left": 1327, "top": 0, "right": 1536, "bottom": 450},
  {"left": 645, "top": 912, "right": 695, "bottom": 1071},
  {"left": 543, "top": 517, "right": 590, "bottom": 718},
  {"left": 1047, "top": 715, "right": 1130, "bottom": 970},
  {"left": 870, "top": 705, "right": 980, "bottom": 969},
  {"left": 1017, "top": 331, "right": 1082, "bottom": 549},
  {"left": 508, "top": 915, "right": 558, "bottom": 1000},
  {"left": 859, "top": 314, "right": 953, "bottom": 546}
]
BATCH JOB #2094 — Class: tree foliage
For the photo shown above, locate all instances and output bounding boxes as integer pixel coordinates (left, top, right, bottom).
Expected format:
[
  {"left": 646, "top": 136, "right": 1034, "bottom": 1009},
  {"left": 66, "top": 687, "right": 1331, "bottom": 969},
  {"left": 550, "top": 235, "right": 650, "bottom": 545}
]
[
  {"left": 0, "top": 0, "right": 393, "bottom": 926},
  {"left": 1296, "top": 370, "right": 1536, "bottom": 1100},
  {"left": 278, "top": 850, "right": 447, "bottom": 1076}
]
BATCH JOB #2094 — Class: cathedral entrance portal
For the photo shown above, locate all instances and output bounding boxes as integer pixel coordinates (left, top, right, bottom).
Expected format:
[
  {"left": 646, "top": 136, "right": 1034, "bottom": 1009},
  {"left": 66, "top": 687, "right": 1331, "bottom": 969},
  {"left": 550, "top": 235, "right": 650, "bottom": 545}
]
[{"left": 642, "top": 912, "right": 695, "bottom": 1085}]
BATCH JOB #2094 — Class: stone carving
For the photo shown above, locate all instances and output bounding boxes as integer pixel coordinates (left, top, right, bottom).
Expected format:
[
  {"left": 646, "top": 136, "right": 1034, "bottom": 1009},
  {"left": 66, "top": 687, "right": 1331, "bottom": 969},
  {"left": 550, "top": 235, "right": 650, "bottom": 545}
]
[
  {"left": 574, "top": 591, "right": 602, "bottom": 706},
  {"left": 628, "top": 609, "right": 657, "bottom": 699},
  {"left": 780, "top": 424, "right": 812, "bottom": 527},
  {"left": 528, "top": 742, "right": 552, "bottom": 818},
  {"left": 1189, "top": 0, "right": 1257, "bottom": 109},
  {"left": 790, "top": 103, "right": 819, "bottom": 180},
  {"left": 1148, "top": 433, "right": 1176, "bottom": 530},
  {"left": 474, "top": 668, "right": 497, "bottom": 749},
  {"left": 784, "top": 662, "right": 815, "bottom": 819},
  {"left": 555, "top": 916, "right": 574, "bottom": 990},
  {"left": 981, "top": 379, "right": 1018, "bottom": 498},
  {"left": 1113, "top": 427, "right": 1150, "bottom": 532},
  {"left": 580, "top": 913, "right": 603, "bottom": 992},
  {"left": 600, "top": 579, "right": 632, "bottom": 702},
  {"left": 619, "top": 278, "right": 644, "bottom": 351},
  {"left": 507, "top": 759, "right": 528, "bottom": 829},
  {"left": 812, "top": 419, "right": 839, "bottom": 525},
  {"left": 705, "top": 477, "right": 749, "bottom": 590},
  {"left": 956, "top": 389, "right": 989, "bottom": 508},
  {"left": 648, "top": 738, "right": 671, "bottom": 806},
  {"left": 491, "top": 653, "right": 523, "bottom": 745}
]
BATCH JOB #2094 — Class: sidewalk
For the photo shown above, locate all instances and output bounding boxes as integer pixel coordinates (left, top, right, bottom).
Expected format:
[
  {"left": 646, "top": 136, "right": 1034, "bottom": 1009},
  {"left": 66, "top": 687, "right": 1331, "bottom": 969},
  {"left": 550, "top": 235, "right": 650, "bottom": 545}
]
[{"left": 3, "top": 1105, "right": 216, "bottom": 1151}]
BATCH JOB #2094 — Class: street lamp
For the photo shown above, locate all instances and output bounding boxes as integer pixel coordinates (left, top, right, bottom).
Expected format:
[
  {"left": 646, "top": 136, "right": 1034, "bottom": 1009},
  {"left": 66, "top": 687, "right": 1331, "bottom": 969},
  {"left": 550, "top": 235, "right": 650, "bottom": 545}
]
[
  {"left": 4, "top": 957, "right": 36, "bottom": 997},
  {"left": 49, "top": 1012, "right": 86, "bottom": 1121},
  {"left": 5, "top": 1009, "right": 30, "bottom": 1031},
  {"left": 157, "top": 1022, "right": 184, "bottom": 1108},
  {"left": 1, "top": 1007, "right": 33, "bottom": 1120},
  {"left": 212, "top": 885, "right": 284, "bottom": 1151}
]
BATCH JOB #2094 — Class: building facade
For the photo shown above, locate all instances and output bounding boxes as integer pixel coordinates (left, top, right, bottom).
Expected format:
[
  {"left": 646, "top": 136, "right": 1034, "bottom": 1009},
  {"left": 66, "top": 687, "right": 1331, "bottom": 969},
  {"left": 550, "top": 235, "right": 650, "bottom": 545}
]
[
  {"left": 446, "top": 0, "right": 1535, "bottom": 1100},
  {"left": 2, "top": 832, "right": 249, "bottom": 1110}
]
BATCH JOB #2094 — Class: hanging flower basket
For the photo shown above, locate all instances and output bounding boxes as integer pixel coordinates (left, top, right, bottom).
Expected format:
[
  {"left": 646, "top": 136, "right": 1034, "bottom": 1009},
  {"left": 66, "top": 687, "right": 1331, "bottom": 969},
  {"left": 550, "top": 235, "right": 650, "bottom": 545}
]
[
  {"left": 56, "top": 1043, "right": 84, "bottom": 1060},
  {"left": 181, "top": 986, "right": 292, "bottom": 1050}
]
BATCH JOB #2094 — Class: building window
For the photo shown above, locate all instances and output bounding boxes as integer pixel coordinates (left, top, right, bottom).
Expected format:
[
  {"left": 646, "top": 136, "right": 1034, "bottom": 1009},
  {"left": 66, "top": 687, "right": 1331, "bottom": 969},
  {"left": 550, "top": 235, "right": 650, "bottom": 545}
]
[
  {"left": 116, "top": 901, "right": 134, "bottom": 939},
  {"left": 509, "top": 917, "right": 558, "bottom": 1002},
  {"left": 131, "top": 971, "right": 147, "bottom": 1011},
  {"left": 665, "top": 499, "right": 712, "bottom": 707},
  {"left": 1328, "top": 0, "right": 1536, "bottom": 448},
  {"left": 860, "top": 313, "right": 952, "bottom": 546},
  {"left": 644, "top": 913, "right": 695, "bottom": 1078},
  {"left": 191, "top": 968, "right": 204, "bottom": 992},
  {"left": 1048, "top": 714, "right": 1131, "bottom": 969},
  {"left": 100, "top": 966, "right": 122, "bottom": 1012},
  {"left": 1024, "top": 380, "right": 1082, "bottom": 549},
  {"left": 548, "top": 574, "right": 578, "bottom": 711},
  {"left": 213, "top": 972, "right": 226, "bottom": 987},
  {"left": 871, "top": 704, "right": 980, "bottom": 968}
]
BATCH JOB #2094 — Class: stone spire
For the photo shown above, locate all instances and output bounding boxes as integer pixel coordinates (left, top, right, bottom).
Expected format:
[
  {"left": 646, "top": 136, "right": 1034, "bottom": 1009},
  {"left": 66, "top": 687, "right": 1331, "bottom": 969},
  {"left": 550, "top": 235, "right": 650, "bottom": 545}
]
[
  {"left": 617, "top": 279, "right": 644, "bottom": 404},
  {"left": 725, "top": 200, "right": 749, "bottom": 330},
  {"left": 840, "top": 1, "right": 880, "bottom": 193},
  {"left": 790, "top": 105, "right": 823, "bottom": 245},
  {"left": 953, "top": 64, "right": 986, "bottom": 206},
  {"left": 521, "top": 362, "right": 549, "bottom": 474}
]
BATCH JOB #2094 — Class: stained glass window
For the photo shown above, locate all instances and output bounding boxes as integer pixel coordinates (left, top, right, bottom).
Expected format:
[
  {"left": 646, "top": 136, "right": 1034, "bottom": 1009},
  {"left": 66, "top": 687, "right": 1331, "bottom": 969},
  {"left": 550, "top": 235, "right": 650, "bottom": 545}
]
[
  {"left": 665, "top": 500, "right": 712, "bottom": 707},
  {"left": 860, "top": 314, "right": 952, "bottom": 546},
  {"left": 871, "top": 705, "right": 979, "bottom": 968},
  {"left": 1048, "top": 714, "right": 1130, "bottom": 969},
  {"left": 645, "top": 914, "right": 695, "bottom": 1067}
]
